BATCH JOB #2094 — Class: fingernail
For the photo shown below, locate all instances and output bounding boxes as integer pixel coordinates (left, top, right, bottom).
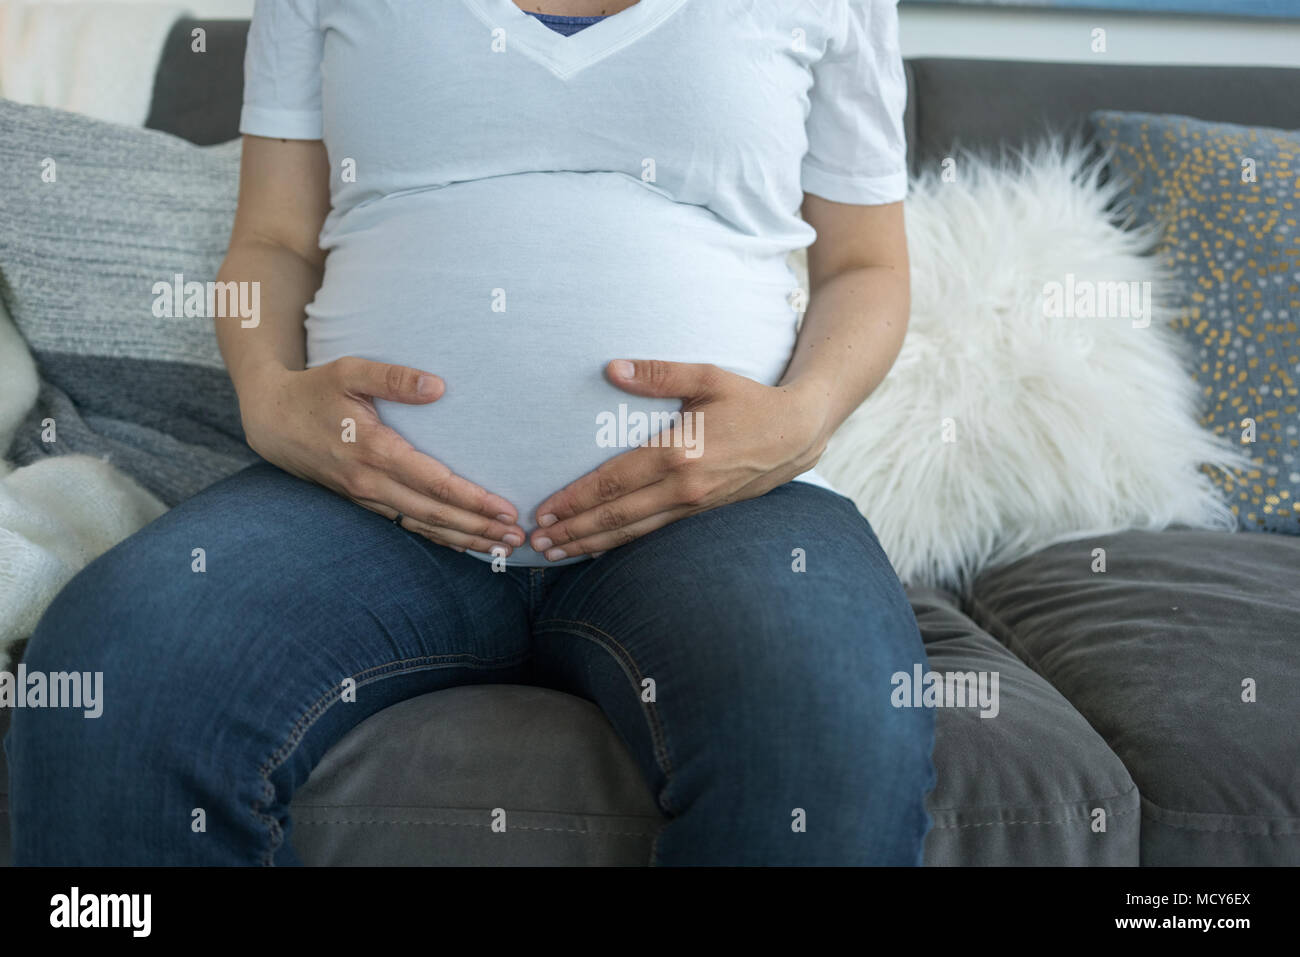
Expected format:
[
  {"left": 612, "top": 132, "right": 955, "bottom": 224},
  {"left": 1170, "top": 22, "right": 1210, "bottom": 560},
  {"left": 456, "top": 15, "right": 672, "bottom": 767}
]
[
  {"left": 496, "top": 513, "right": 514, "bottom": 523},
  {"left": 534, "top": 537, "right": 553, "bottom": 551},
  {"left": 545, "top": 547, "right": 567, "bottom": 562},
  {"left": 539, "top": 513, "right": 558, "bottom": 528},
  {"left": 503, "top": 533, "right": 523, "bottom": 547},
  {"left": 612, "top": 360, "right": 635, "bottom": 379},
  {"left": 416, "top": 374, "right": 439, "bottom": 396}
]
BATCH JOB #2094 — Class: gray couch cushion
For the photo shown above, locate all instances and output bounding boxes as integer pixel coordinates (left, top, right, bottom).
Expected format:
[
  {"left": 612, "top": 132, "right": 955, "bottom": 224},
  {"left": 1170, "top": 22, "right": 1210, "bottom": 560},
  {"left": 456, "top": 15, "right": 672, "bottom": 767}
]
[
  {"left": 910, "top": 588, "right": 1139, "bottom": 866},
  {"left": 289, "top": 684, "right": 663, "bottom": 866},
  {"left": 906, "top": 59, "right": 1300, "bottom": 171},
  {"left": 146, "top": 18, "right": 250, "bottom": 147},
  {"left": 969, "top": 528, "right": 1300, "bottom": 865}
]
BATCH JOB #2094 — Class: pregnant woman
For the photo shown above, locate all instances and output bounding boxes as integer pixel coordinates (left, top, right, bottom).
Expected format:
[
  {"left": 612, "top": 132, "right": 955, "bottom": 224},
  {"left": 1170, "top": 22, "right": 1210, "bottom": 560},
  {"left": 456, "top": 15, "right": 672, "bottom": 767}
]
[{"left": 7, "top": 0, "right": 935, "bottom": 865}]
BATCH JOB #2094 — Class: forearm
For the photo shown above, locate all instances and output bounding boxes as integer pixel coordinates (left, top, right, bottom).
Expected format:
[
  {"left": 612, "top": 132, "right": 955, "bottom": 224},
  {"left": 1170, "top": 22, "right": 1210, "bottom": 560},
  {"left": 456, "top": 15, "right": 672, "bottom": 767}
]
[
  {"left": 214, "top": 238, "right": 321, "bottom": 397},
  {"left": 779, "top": 262, "right": 910, "bottom": 445}
]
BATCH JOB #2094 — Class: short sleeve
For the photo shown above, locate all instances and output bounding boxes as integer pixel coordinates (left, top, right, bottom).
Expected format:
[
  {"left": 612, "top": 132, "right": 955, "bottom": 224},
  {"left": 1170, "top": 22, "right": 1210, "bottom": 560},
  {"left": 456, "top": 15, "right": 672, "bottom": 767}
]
[
  {"left": 802, "top": 0, "right": 908, "bottom": 205},
  {"left": 239, "top": 0, "right": 324, "bottom": 140}
]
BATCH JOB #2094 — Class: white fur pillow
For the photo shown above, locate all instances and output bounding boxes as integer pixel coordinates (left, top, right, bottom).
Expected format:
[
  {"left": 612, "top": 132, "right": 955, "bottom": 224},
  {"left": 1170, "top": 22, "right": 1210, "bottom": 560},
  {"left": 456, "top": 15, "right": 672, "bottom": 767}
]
[{"left": 807, "top": 142, "right": 1246, "bottom": 592}]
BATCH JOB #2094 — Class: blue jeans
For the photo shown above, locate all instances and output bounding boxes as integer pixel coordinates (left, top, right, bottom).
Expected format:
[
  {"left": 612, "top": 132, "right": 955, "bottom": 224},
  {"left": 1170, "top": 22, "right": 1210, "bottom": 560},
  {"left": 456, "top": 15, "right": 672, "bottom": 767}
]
[{"left": 5, "top": 461, "right": 936, "bottom": 865}]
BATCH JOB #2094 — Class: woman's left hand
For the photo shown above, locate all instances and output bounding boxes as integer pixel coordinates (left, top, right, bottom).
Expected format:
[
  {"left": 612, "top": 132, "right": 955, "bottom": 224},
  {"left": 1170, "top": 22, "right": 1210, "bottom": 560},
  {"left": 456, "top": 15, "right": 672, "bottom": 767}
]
[{"left": 529, "top": 358, "right": 832, "bottom": 561}]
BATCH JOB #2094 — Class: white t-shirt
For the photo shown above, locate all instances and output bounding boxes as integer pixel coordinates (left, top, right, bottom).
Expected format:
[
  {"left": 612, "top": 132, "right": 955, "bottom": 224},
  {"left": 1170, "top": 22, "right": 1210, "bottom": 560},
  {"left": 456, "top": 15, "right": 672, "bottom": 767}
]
[{"left": 240, "top": 0, "right": 909, "bottom": 565}]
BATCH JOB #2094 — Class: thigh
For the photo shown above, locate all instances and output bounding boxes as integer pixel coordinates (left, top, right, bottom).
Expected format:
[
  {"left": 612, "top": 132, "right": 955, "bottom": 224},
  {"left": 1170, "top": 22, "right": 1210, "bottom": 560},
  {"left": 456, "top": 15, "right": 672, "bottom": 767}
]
[
  {"left": 533, "top": 480, "right": 935, "bottom": 864},
  {"left": 5, "top": 460, "right": 530, "bottom": 864}
]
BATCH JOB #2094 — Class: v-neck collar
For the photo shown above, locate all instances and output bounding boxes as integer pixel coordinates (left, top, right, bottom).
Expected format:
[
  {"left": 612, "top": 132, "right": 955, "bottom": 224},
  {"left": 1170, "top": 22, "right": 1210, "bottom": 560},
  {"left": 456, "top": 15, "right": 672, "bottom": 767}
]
[{"left": 463, "top": 0, "right": 689, "bottom": 80}]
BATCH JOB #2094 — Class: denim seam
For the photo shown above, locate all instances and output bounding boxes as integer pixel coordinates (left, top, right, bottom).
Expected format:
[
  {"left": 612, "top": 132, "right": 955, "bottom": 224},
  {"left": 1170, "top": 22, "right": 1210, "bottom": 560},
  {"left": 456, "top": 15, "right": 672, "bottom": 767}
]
[
  {"left": 532, "top": 618, "right": 677, "bottom": 819},
  {"left": 927, "top": 784, "right": 1142, "bottom": 834},
  {"left": 929, "top": 783, "right": 1140, "bottom": 814},
  {"left": 930, "top": 812, "right": 1139, "bottom": 829},
  {"left": 249, "top": 648, "right": 531, "bottom": 866},
  {"left": 529, "top": 569, "right": 542, "bottom": 612}
]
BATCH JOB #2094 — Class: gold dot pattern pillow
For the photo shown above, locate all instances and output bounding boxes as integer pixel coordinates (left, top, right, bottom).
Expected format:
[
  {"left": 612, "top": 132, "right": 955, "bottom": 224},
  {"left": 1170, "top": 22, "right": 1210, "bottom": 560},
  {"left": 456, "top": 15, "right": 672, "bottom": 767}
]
[{"left": 1090, "top": 111, "right": 1300, "bottom": 533}]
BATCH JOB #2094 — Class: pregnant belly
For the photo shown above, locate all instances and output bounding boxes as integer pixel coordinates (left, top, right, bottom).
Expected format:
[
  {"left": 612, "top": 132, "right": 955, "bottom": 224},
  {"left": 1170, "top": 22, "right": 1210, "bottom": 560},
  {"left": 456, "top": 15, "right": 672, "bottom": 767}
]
[{"left": 306, "top": 172, "right": 802, "bottom": 565}]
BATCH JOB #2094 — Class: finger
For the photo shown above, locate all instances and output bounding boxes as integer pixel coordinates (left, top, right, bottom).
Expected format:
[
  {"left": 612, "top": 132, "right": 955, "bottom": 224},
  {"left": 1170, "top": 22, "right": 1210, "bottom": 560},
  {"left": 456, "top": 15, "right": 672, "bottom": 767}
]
[
  {"left": 379, "top": 436, "right": 521, "bottom": 524},
  {"left": 530, "top": 479, "right": 676, "bottom": 553},
  {"left": 399, "top": 516, "right": 517, "bottom": 558},
  {"left": 336, "top": 356, "right": 445, "bottom": 405},
  {"left": 606, "top": 358, "right": 722, "bottom": 401},
  {"left": 349, "top": 496, "right": 402, "bottom": 523},
  {"left": 533, "top": 445, "right": 669, "bottom": 529},
  {"left": 539, "top": 508, "right": 694, "bottom": 561},
  {"left": 353, "top": 495, "right": 512, "bottom": 555},
  {"left": 366, "top": 475, "right": 524, "bottom": 548}
]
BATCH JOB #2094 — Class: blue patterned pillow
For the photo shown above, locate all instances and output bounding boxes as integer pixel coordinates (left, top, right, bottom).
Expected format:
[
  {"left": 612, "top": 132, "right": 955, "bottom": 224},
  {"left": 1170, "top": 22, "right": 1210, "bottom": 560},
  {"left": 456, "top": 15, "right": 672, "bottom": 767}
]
[{"left": 1090, "top": 111, "right": 1300, "bottom": 533}]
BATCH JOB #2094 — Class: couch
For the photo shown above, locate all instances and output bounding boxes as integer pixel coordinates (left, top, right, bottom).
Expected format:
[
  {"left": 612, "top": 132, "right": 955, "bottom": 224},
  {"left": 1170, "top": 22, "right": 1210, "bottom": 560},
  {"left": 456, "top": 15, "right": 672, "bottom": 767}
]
[{"left": 2, "top": 19, "right": 1298, "bottom": 866}]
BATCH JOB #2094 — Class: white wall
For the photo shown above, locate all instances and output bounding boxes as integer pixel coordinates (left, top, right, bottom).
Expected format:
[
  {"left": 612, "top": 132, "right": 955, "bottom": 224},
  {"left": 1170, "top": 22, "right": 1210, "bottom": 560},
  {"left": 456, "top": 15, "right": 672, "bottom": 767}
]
[
  {"left": 176, "top": 0, "right": 252, "bottom": 14},
  {"left": 901, "top": 4, "right": 1300, "bottom": 67}
]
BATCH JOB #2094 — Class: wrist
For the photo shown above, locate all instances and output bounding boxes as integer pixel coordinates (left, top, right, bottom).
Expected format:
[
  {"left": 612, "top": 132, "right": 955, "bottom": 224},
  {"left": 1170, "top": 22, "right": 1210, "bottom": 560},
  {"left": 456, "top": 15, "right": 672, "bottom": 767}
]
[
  {"left": 233, "top": 361, "right": 295, "bottom": 427},
  {"left": 233, "top": 358, "right": 293, "bottom": 395},
  {"left": 779, "top": 374, "right": 840, "bottom": 458}
]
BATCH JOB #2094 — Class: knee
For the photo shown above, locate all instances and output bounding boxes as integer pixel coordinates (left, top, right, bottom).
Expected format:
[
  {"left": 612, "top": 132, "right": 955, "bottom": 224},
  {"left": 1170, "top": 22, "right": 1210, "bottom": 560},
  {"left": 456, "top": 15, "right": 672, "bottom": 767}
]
[
  {"left": 24, "top": 505, "right": 282, "bottom": 680},
  {"left": 19, "top": 545, "right": 198, "bottom": 721}
]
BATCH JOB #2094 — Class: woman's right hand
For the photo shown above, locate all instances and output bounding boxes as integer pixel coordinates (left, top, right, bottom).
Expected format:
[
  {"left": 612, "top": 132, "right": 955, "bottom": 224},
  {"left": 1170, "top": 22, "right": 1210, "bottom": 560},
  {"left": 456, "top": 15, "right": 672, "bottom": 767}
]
[{"left": 237, "top": 357, "right": 525, "bottom": 556}]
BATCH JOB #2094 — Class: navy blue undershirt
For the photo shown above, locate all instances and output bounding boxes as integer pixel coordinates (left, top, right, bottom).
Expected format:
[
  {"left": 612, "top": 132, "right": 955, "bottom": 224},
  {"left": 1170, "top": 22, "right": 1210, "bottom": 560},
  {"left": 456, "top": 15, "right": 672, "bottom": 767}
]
[{"left": 524, "top": 10, "right": 609, "bottom": 36}]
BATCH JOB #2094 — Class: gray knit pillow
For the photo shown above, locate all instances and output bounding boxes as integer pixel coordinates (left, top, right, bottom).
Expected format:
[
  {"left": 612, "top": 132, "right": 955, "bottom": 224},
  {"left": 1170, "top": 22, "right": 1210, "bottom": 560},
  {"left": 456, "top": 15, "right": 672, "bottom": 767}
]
[{"left": 0, "top": 99, "right": 257, "bottom": 506}]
